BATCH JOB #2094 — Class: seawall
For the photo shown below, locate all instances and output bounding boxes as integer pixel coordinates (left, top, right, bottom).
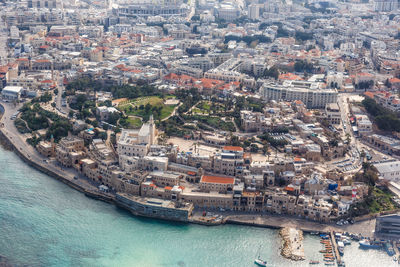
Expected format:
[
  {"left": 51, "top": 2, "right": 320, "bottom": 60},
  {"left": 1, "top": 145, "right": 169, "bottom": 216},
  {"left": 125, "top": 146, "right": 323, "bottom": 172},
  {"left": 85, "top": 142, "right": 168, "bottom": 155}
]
[
  {"left": 0, "top": 128, "right": 114, "bottom": 202},
  {"left": 0, "top": 104, "right": 114, "bottom": 203},
  {"left": 0, "top": 103, "right": 385, "bottom": 231}
]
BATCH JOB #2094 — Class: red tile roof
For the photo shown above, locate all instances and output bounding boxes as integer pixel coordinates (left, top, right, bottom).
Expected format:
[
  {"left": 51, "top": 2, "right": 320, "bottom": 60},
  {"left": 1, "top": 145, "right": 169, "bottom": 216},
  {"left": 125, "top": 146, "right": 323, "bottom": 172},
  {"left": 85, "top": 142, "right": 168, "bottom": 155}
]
[
  {"left": 364, "top": 91, "right": 375, "bottom": 98},
  {"left": 279, "top": 73, "right": 303, "bottom": 81},
  {"left": 200, "top": 175, "right": 235, "bottom": 184},
  {"left": 41, "top": 79, "right": 53, "bottom": 83},
  {"left": 223, "top": 146, "right": 244, "bottom": 152},
  {"left": 390, "top": 78, "right": 400, "bottom": 84}
]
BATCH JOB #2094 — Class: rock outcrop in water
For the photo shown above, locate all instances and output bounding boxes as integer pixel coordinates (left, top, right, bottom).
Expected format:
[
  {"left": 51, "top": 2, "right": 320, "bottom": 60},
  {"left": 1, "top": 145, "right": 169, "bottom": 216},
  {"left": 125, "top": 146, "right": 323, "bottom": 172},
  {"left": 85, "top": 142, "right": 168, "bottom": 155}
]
[
  {"left": 0, "top": 255, "right": 12, "bottom": 267},
  {"left": 279, "top": 227, "right": 305, "bottom": 261}
]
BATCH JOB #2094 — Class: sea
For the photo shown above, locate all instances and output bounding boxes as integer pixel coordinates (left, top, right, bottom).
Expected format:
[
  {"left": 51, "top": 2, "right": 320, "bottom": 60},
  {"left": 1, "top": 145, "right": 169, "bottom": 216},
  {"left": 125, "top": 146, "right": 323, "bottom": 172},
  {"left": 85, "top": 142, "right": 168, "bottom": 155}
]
[{"left": 0, "top": 146, "right": 397, "bottom": 267}]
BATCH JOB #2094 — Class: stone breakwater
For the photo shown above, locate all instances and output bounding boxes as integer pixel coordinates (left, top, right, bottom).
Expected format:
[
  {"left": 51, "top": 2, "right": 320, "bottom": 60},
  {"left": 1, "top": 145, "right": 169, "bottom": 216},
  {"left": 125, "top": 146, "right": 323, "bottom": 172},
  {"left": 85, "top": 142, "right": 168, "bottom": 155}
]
[{"left": 279, "top": 227, "right": 305, "bottom": 261}]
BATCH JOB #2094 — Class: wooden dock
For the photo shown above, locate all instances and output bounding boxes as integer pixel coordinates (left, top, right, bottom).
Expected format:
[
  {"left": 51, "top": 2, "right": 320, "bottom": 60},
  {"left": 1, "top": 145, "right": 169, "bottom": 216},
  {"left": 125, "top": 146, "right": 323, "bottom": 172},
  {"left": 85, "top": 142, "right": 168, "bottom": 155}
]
[{"left": 330, "top": 231, "right": 342, "bottom": 264}]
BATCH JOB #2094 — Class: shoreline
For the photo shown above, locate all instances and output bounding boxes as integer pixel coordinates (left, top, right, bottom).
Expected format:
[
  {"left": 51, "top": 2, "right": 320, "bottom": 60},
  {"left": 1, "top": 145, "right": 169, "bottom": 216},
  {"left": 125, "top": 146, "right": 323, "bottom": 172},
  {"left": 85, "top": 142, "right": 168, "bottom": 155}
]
[{"left": 0, "top": 103, "right": 377, "bottom": 235}]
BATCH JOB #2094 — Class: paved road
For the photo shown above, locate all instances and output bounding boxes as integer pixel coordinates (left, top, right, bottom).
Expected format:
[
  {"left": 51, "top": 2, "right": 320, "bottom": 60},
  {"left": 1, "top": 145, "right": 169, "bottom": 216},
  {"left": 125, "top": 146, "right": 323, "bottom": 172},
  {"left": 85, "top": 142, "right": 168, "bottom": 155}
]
[
  {"left": 0, "top": 101, "right": 99, "bottom": 192},
  {"left": 336, "top": 94, "right": 362, "bottom": 174},
  {"left": 56, "top": 85, "right": 70, "bottom": 115},
  {"left": 224, "top": 213, "right": 376, "bottom": 237}
]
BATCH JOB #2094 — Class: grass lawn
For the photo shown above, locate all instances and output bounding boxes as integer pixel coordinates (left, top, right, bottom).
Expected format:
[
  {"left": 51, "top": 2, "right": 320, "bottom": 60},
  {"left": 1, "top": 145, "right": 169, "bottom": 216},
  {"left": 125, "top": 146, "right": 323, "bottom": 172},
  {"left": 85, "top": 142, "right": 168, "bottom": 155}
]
[
  {"left": 194, "top": 101, "right": 225, "bottom": 114},
  {"left": 184, "top": 114, "right": 235, "bottom": 132},
  {"left": 200, "top": 101, "right": 211, "bottom": 111},
  {"left": 160, "top": 105, "right": 176, "bottom": 120},
  {"left": 118, "top": 96, "right": 176, "bottom": 120},
  {"left": 121, "top": 117, "right": 142, "bottom": 129},
  {"left": 368, "top": 187, "right": 397, "bottom": 213},
  {"left": 192, "top": 108, "right": 208, "bottom": 115},
  {"left": 350, "top": 187, "right": 398, "bottom": 216}
]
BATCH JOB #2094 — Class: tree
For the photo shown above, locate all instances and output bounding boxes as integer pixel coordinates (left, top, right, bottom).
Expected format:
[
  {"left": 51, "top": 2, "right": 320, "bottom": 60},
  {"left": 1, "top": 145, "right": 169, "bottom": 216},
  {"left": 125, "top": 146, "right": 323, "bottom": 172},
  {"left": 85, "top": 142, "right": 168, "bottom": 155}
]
[
  {"left": 385, "top": 78, "right": 392, "bottom": 88},
  {"left": 360, "top": 150, "right": 366, "bottom": 159},
  {"left": 229, "top": 135, "right": 241, "bottom": 146},
  {"left": 107, "top": 112, "right": 120, "bottom": 125},
  {"left": 353, "top": 162, "right": 379, "bottom": 186},
  {"left": 295, "top": 31, "right": 313, "bottom": 42},
  {"left": 98, "top": 131, "right": 108, "bottom": 140},
  {"left": 294, "top": 60, "right": 314, "bottom": 73},
  {"left": 144, "top": 103, "right": 152, "bottom": 114},
  {"left": 114, "top": 126, "right": 121, "bottom": 134},
  {"left": 250, "top": 144, "right": 258, "bottom": 153},
  {"left": 262, "top": 143, "right": 269, "bottom": 154},
  {"left": 263, "top": 66, "right": 279, "bottom": 80}
]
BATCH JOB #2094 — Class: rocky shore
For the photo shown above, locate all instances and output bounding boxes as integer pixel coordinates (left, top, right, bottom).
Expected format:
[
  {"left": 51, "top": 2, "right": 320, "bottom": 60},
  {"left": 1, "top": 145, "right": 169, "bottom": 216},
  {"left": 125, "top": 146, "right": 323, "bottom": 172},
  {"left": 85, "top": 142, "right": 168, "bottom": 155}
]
[{"left": 279, "top": 227, "right": 305, "bottom": 261}]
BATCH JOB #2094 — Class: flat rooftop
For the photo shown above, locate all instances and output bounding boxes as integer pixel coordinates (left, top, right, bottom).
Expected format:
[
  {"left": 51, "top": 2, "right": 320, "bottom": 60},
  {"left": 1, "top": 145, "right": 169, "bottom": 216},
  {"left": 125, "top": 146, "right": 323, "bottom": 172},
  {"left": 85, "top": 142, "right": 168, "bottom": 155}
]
[{"left": 117, "top": 193, "right": 192, "bottom": 211}]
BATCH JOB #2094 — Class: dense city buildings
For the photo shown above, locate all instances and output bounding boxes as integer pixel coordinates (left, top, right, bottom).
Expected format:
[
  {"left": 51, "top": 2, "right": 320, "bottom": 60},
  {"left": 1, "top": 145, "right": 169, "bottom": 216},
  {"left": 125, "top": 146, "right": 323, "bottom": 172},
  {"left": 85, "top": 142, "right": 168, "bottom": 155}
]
[{"left": 1, "top": 0, "right": 400, "bottom": 235}]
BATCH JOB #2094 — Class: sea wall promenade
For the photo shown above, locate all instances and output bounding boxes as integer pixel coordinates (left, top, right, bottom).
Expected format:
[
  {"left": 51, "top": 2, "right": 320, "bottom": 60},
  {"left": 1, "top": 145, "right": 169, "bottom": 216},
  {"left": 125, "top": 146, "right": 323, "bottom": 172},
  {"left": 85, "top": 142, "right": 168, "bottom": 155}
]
[
  {"left": 0, "top": 103, "right": 114, "bottom": 201},
  {"left": 0, "top": 102, "right": 378, "bottom": 234}
]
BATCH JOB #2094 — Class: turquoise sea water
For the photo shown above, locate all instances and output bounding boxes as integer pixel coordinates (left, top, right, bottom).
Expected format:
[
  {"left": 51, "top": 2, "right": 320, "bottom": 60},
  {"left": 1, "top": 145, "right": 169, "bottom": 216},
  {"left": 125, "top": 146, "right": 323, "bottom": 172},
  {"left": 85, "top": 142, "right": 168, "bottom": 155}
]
[{"left": 0, "top": 146, "right": 397, "bottom": 267}]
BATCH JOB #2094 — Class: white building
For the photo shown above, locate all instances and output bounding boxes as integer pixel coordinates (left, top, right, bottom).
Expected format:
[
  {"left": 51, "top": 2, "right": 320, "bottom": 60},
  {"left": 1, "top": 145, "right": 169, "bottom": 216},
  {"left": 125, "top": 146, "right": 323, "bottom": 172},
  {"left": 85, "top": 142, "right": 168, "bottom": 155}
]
[
  {"left": 325, "top": 103, "right": 341, "bottom": 125},
  {"left": 375, "top": 161, "right": 400, "bottom": 182},
  {"left": 374, "top": 0, "right": 398, "bottom": 11},
  {"left": 260, "top": 81, "right": 337, "bottom": 109},
  {"left": 117, "top": 116, "right": 156, "bottom": 159},
  {"left": 96, "top": 106, "right": 120, "bottom": 122},
  {"left": 215, "top": 2, "right": 240, "bottom": 21},
  {"left": 248, "top": 4, "right": 259, "bottom": 20},
  {"left": 356, "top": 115, "right": 373, "bottom": 134},
  {"left": 1, "top": 86, "right": 23, "bottom": 101}
]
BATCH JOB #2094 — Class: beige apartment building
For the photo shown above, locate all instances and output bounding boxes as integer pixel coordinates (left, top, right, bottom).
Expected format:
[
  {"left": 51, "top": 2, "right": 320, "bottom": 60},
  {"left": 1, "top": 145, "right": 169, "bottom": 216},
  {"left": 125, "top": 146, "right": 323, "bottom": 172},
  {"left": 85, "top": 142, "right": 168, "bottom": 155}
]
[
  {"left": 56, "top": 136, "right": 85, "bottom": 167},
  {"left": 199, "top": 175, "right": 235, "bottom": 193}
]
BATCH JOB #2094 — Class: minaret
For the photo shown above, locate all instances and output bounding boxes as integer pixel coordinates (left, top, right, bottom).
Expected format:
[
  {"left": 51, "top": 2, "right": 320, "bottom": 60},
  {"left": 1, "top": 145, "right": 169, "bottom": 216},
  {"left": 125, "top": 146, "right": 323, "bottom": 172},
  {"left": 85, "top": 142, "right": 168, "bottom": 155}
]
[{"left": 149, "top": 115, "right": 155, "bottom": 145}]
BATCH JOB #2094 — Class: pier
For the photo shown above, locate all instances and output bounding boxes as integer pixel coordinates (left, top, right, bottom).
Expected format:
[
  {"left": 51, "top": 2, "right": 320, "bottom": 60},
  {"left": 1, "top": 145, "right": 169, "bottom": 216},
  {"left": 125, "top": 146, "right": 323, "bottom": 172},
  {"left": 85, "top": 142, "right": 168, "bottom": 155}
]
[{"left": 330, "top": 231, "right": 342, "bottom": 265}]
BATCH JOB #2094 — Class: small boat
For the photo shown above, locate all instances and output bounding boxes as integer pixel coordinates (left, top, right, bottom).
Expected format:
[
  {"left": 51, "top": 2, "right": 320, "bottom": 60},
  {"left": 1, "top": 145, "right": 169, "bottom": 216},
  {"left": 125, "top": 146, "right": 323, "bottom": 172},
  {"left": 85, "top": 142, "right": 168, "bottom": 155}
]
[
  {"left": 311, "top": 232, "right": 320, "bottom": 235},
  {"left": 254, "top": 246, "right": 267, "bottom": 267},
  {"left": 343, "top": 239, "right": 351, "bottom": 246},
  {"left": 385, "top": 242, "right": 395, "bottom": 256},
  {"left": 309, "top": 260, "right": 320, "bottom": 265},
  {"left": 359, "top": 239, "right": 382, "bottom": 249},
  {"left": 254, "top": 258, "right": 267, "bottom": 267},
  {"left": 338, "top": 241, "right": 345, "bottom": 256},
  {"left": 394, "top": 256, "right": 398, "bottom": 262}
]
